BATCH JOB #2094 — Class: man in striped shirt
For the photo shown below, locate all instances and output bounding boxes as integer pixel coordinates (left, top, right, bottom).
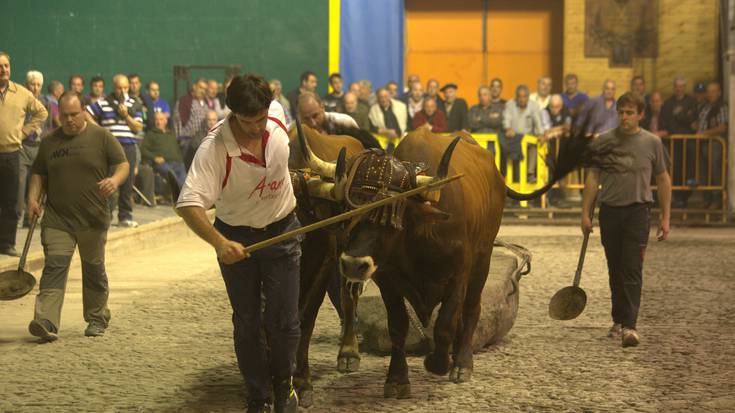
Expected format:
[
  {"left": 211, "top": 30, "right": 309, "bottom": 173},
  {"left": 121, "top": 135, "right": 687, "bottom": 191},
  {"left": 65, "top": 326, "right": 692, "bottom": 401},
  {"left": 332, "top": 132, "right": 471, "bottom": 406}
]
[
  {"left": 696, "top": 81, "right": 728, "bottom": 209},
  {"left": 86, "top": 74, "right": 143, "bottom": 227}
]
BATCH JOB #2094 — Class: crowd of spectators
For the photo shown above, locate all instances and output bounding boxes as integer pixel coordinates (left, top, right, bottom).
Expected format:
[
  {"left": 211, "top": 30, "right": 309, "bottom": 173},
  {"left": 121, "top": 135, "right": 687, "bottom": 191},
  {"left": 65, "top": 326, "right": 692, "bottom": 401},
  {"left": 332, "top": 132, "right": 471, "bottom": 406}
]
[{"left": 0, "top": 49, "right": 730, "bottom": 255}]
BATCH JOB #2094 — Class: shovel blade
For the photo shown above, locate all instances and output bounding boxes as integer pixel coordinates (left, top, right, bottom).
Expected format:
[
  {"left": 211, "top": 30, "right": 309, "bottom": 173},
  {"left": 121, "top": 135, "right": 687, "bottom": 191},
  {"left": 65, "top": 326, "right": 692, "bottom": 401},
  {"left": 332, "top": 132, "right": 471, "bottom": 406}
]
[
  {"left": 0, "top": 270, "right": 36, "bottom": 301},
  {"left": 548, "top": 286, "right": 587, "bottom": 320}
]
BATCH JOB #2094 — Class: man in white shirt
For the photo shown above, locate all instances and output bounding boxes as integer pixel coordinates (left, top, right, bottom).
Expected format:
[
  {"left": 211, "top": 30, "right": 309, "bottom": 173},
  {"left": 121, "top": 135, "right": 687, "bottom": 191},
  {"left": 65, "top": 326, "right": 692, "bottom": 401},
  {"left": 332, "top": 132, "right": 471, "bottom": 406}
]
[
  {"left": 176, "top": 74, "right": 300, "bottom": 413},
  {"left": 530, "top": 76, "right": 552, "bottom": 110}
]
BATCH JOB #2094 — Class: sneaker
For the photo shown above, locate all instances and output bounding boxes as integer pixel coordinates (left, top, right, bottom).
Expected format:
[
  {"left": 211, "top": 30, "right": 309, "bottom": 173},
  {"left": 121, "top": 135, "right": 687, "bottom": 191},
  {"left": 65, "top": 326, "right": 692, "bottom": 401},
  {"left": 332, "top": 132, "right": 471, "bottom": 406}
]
[
  {"left": 28, "top": 319, "right": 58, "bottom": 343},
  {"left": 622, "top": 328, "right": 640, "bottom": 347},
  {"left": 246, "top": 399, "right": 272, "bottom": 413},
  {"left": 118, "top": 220, "right": 139, "bottom": 228},
  {"left": 607, "top": 323, "right": 622, "bottom": 338},
  {"left": 273, "top": 378, "right": 298, "bottom": 413},
  {"left": 84, "top": 322, "right": 106, "bottom": 337},
  {"left": 0, "top": 246, "right": 20, "bottom": 257}
]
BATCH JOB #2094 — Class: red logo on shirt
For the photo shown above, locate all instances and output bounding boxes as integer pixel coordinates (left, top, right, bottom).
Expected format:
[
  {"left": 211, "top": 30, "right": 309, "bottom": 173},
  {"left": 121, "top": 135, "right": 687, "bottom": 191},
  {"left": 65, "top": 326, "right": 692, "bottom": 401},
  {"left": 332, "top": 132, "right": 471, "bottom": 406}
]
[{"left": 249, "top": 176, "right": 285, "bottom": 200}]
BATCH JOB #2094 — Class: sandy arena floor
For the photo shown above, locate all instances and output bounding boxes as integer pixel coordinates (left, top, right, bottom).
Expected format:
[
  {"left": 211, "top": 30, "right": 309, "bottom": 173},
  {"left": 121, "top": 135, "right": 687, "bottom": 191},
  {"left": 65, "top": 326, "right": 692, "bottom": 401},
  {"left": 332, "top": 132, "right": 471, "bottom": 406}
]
[{"left": 0, "top": 225, "right": 733, "bottom": 412}]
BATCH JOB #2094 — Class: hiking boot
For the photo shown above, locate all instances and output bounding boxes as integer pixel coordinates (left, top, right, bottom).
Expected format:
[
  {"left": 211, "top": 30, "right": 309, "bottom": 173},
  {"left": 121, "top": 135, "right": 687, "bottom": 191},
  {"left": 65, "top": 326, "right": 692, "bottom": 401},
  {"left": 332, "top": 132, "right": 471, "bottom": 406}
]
[
  {"left": 273, "top": 378, "right": 298, "bottom": 413},
  {"left": 607, "top": 323, "right": 622, "bottom": 338},
  {"left": 84, "top": 322, "right": 106, "bottom": 337},
  {"left": 246, "top": 399, "right": 272, "bottom": 413},
  {"left": 28, "top": 319, "right": 58, "bottom": 343},
  {"left": 622, "top": 328, "right": 640, "bottom": 348}
]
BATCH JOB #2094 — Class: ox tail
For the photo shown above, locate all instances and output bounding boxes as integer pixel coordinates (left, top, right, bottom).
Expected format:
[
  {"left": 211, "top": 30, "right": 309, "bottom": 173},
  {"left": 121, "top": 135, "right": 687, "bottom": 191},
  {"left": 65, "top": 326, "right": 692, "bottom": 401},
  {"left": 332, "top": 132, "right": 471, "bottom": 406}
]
[{"left": 505, "top": 121, "right": 624, "bottom": 201}]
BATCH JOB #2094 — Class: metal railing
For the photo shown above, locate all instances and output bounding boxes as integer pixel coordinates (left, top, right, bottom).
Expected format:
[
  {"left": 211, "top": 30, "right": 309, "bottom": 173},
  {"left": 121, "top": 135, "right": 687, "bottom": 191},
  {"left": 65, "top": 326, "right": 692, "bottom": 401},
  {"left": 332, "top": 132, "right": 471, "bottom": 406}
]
[{"left": 372, "top": 132, "right": 728, "bottom": 217}]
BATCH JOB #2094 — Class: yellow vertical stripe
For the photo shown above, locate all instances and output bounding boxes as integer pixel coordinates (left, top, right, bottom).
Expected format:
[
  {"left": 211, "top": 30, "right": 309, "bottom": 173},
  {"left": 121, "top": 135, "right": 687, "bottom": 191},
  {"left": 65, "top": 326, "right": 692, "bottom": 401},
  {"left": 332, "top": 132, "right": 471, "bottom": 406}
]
[{"left": 328, "top": 0, "right": 340, "bottom": 92}]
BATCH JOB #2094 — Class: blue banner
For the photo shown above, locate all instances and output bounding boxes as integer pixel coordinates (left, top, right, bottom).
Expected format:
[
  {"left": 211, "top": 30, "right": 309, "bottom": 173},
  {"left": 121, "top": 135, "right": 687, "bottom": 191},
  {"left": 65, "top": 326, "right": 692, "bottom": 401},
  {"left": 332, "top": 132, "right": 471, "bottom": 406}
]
[{"left": 339, "top": 0, "right": 405, "bottom": 95}]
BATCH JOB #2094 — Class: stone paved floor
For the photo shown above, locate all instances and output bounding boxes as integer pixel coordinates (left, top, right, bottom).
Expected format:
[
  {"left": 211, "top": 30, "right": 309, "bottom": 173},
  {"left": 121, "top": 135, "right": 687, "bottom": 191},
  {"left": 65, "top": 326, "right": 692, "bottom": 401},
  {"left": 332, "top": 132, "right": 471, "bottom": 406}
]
[{"left": 0, "top": 225, "right": 733, "bottom": 412}]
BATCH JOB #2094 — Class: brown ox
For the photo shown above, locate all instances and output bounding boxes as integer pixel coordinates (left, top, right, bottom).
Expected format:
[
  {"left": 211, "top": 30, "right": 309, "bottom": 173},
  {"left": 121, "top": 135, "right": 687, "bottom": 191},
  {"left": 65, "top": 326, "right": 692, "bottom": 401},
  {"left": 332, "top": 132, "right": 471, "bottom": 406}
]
[
  {"left": 288, "top": 125, "right": 367, "bottom": 407},
  {"left": 300, "top": 124, "right": 615, "bottom": 398}
]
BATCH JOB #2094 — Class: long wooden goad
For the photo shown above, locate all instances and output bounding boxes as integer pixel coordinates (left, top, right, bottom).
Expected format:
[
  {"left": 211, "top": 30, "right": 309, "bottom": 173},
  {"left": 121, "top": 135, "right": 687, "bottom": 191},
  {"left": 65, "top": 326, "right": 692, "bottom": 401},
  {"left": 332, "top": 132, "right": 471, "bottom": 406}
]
[{"left": 243, "top": 173, "right": 464, "bottom": 254}]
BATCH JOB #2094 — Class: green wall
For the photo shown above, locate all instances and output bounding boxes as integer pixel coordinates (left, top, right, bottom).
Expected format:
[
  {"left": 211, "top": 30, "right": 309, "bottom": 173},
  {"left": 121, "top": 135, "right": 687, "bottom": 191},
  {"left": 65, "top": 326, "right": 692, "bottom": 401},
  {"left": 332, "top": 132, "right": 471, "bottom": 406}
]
[{"left": 1, "top": 0, "right": 329, "bottom": 104}]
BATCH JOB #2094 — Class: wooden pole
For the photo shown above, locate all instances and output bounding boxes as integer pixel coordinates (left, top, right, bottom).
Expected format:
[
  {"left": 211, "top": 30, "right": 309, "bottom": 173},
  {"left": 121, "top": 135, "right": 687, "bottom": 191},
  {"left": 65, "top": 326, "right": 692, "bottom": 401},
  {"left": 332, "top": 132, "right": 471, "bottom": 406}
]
[{"left": 243, "top": 173, "right": 464, "bottom": 254}]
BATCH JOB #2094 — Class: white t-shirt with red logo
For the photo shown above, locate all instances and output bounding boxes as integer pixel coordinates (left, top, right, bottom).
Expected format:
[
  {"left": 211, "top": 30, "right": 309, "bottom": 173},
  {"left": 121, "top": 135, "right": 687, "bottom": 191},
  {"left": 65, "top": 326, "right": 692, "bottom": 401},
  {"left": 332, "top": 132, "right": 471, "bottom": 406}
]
[{"left": 176, "top": 101, "right": 296, "bottom": 228}]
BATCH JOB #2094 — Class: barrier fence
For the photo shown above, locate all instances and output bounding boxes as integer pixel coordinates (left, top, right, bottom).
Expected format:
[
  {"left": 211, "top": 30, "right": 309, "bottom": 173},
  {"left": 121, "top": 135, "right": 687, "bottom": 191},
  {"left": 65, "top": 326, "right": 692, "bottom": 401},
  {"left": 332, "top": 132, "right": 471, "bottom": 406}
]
[{"left": 372, "top": 132, "right": 728, "bottom": 217}]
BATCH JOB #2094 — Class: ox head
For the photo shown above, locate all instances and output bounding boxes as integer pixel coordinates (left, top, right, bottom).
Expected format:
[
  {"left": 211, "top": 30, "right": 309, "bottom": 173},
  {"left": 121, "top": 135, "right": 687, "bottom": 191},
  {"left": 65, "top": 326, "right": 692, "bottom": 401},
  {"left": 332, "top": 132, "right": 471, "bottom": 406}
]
[
  {"left": 338, "top": 138, "right": 460, "bottom": 283},
  {"left": 298, "top": 119, "right": 461, "bottom": 282}
]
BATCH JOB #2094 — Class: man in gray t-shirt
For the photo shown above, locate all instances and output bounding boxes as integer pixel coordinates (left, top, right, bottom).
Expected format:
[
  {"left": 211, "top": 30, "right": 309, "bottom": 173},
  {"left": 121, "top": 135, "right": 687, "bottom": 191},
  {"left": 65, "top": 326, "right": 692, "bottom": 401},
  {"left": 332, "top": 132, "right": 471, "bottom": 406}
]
[{"left": 581, "top": 92, "right": 671, "bottom": 349}]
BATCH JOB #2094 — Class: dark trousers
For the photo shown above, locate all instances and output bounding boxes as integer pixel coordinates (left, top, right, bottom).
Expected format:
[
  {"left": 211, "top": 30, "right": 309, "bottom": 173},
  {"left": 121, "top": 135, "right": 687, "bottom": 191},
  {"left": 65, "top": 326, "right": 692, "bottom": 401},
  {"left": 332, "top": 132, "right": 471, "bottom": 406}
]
[
  {"left": 214, "top": 213, "right": 302, "bottom": 401},
  {"left": 152, "top": 161, "right": 187, "bottom": 194},
  {"left": 599, "top": 203, "right": 651, "bottom": 330},
  {"left": 117, "top": 143, "right": 137, "bottom": 221},
  {"left": 0, "top": 150, "right": 20, "bottom": 248}
]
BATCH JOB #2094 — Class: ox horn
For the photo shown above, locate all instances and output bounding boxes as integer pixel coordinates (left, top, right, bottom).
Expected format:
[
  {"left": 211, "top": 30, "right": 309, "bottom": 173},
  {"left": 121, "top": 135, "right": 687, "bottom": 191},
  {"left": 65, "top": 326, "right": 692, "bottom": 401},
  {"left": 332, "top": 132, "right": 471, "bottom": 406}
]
[
  {"left": 305, "top": 147, "right": 348, "bottom": 201},
  {"left": 416, "top": 136, "right": 461, "bottom": 186},
  {"left": 295, "top": 116, "right": 336, "bottom": 178}
]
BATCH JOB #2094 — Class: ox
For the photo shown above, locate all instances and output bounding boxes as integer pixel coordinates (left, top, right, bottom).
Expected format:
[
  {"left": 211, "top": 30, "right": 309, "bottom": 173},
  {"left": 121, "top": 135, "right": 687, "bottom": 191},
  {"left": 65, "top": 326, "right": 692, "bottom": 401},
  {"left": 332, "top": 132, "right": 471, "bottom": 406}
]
[
  {"left": 299, "top": 125, "right": 617, "bottom": 398},
  {"left": 287, "top": 124, "right": 378, "bottom": 406}
]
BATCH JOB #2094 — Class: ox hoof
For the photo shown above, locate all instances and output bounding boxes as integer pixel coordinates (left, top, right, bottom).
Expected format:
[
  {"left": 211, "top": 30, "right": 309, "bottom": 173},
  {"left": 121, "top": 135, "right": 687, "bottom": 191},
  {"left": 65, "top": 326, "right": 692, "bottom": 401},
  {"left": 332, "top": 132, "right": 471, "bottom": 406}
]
[
  {"left": 424, "top": 352, "right": 451, "bottom": 376},
  {"left": 449, "top": 366, "right": 473, "bottom": 383},
  {"left": 298, "top": 388, "right": 314, "bottom": 408},
  {"left": 383, "top": 382, "right": 411, "bottom": 399},
  {"left": 337, "top": 354, "right": 361, "bottom": 373}
]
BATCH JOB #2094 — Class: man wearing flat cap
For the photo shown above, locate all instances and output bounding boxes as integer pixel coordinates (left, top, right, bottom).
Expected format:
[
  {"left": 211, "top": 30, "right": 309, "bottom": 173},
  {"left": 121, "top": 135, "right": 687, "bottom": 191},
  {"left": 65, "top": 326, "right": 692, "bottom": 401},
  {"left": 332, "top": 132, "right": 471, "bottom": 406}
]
[{"left": 441, "top": 83, "right": 469, "bottom": 132}]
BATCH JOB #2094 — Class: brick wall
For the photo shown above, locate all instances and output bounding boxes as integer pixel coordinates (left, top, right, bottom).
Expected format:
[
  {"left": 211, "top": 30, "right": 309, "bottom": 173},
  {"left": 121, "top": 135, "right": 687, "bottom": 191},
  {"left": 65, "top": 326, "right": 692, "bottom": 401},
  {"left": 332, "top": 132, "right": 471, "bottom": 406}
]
[{"left": 563, "top": 0, "right": 720, "bottom": 97}]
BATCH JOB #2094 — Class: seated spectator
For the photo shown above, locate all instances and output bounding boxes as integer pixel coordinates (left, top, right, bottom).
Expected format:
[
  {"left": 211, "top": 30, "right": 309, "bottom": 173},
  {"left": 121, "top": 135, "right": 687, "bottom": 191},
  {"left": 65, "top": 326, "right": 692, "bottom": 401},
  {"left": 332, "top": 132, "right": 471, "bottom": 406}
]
[
  {"left": 143, "top": 81, "right": 171, "bottom": 130},
  {"left": 86, "top": 75, "right": 105, "bottom": 106},
  {"left": 68, "top": 74, "right": 84, "bottom": 95},
  {"left": 425, "top": 78, "right": 445, "bottom": 111},
  {"left": 630, "top": 75, "right": 651, "bottom": 110},
  {"left": 205, "top": 110, "right": 219, "bottom": 130},
  {"left": 402, "top": 74, "right": 420, "bottom": 98},
  {"left": 530, "top": 76, "right": 552, "bottom": 109},
  {"left": 561, "top": 73, "right": 588, "bottom": 122},
  {"left": 323, "top": 73, "right": 345, "bottom": 112},
  {"left": 469, "top": 82, "right": 505, "bottom": 135},
  {"left": 369, "top": 88, "right": 408, "bottom": 139},
  {"left": 206, "top": 79, "right": 226, "bottom": 119},
  {"left": 42, "top": 80, "right": 64, "bottom": 131},
  {"left": 173, "top": 78, "right": 209, "bottom": 170},
  {"left": 694, "top": 81, "right": 707, "bottom": 112},
  {"left": 541, "top": 94, "right": 572, "bottom": 205},
  {"left": 696, "top": 81, "right": 728, "bottom": 209},
  {"left": 441, "top": 83, "right": 469, "bottom": 132},
  {"left": 358, "top": 79, "right": 376, "bottom": 107},
  {"left": 503, "top": 85, "right": 545, "bottom": 183},
  {"left": 142, "top": 112, "right": 186, "bottom": 192},
  {"left": 341, "top": 91, "right": 370, "bottom": 131},
  {"left": 662, "top": 76, "right": 698, "bottom": 207},
  {"left": 386, "top": 81, "right": 399, "bottom": 99},
  {"left": 348, "top": 82, "right": 370, "bottom": 104},
  {"left": 269, "top": 79, "right": 292, "bottom": 126},
  {"left": 576, "top": 79, "right": 618, "bottom": 135},
  {"left": 287, "top": 71, "right": 317, "bottom": 119},
  {"left": 641, "top": 91, "right": 669, "bottom": 139},
  {"left": 411, "top": 96, "right": 447, "bottom": 133},
  {"left": 403, "top": 80, "right": 424, "bottom": 130}
]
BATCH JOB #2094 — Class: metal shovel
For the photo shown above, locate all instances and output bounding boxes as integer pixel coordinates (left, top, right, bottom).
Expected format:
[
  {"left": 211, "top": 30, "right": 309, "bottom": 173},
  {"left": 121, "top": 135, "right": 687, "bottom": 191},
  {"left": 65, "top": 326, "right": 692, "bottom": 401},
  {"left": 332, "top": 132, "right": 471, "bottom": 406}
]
[
  {"left": 0, "top": 197, "right": 43, "bottom": 301},
  {"left": 548, "top": 202, "right": 595, "bottom": 320}
]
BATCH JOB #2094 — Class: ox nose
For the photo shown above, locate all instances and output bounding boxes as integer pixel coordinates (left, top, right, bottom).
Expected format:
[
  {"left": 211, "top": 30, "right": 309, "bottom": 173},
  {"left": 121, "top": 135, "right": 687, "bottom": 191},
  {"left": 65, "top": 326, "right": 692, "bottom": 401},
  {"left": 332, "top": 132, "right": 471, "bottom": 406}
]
[{"left": 339, "top": 253, "right": 377, "bottom": 281}]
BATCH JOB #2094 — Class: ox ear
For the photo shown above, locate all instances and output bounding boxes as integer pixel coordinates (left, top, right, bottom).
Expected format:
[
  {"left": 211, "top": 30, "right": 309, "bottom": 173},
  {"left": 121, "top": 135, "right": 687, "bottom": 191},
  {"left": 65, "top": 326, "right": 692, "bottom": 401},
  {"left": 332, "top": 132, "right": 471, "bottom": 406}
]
[{"left": 408, "top": 200, "right": 451, "bottom": 223}]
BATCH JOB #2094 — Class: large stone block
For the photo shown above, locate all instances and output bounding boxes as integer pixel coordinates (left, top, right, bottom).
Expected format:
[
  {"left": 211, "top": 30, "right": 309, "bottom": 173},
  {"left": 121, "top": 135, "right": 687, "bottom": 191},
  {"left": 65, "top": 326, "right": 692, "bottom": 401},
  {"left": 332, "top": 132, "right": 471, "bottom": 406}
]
[{"left": 356, "top": 251, "right": 521, "bottom": 355}]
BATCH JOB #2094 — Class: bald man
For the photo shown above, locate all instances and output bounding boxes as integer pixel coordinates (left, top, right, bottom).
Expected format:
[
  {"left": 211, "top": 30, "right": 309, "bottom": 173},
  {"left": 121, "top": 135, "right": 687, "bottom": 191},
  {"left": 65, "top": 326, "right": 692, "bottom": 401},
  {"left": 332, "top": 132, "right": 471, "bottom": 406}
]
[
  {"left": 297, "top": 92, "right": 358, "bottom": 134},
  {"left": 86, "top": 74, "right": 144, "bottom": 227}
]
